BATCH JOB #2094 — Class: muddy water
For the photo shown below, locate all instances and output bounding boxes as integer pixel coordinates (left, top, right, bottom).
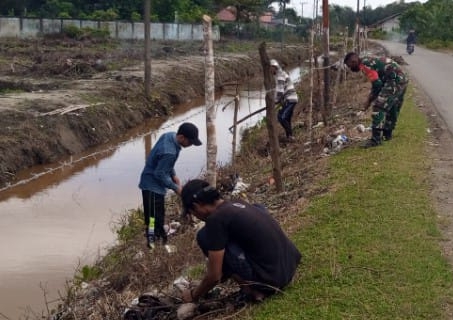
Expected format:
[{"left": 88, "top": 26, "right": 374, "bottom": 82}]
[
  {"left": 1, "top": 101, "right": 250, "bottom": 319},
  {"left": 0, "top": 68, "right": 302, "bottom": 318}
]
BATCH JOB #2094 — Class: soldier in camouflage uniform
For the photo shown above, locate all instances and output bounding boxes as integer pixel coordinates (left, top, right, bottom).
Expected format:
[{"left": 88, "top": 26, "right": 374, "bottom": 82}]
[{"left": 344, "top": 52, "right": 408, "bottom": 148}]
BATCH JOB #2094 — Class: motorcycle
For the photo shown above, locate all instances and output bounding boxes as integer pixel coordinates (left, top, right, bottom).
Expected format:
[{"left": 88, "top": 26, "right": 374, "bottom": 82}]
[{"left": 407, "top": 43, "right": 415, "bottom": 55}]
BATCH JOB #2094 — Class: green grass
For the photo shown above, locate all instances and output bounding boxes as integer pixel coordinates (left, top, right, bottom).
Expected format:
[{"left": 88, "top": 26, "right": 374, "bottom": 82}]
[
  {"left": 246, "top": 87, "right": 453, "bottom": 319},
  {"left": 0, "top": 88, "right": 24, "bottom": 95}
]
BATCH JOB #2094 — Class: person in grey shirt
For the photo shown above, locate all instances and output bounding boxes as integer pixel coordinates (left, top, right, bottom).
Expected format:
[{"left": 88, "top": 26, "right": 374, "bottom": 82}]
[
  {"left": 270, "top": 59, "right": 299, "bottom": 142},
  {"left": 139, "top": 122, "right": 202, "bottom": 248}
]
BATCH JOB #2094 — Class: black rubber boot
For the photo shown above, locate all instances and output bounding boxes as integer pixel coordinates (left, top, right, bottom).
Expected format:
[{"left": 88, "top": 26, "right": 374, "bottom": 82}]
[
  {"left": 361, "top": 128, "right": 382, "bottom": 148},
  {"left": 383, "top": 129, "right": 393, "bottom": 141}
]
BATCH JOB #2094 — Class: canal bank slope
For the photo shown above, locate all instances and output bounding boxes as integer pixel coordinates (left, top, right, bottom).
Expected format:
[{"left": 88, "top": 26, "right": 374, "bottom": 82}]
[
  {"left": 46, "top": 42, "right": 453, "bottom": 319},
  {"left": 0, "top": 38, "right": 306, "bottom": 189}
]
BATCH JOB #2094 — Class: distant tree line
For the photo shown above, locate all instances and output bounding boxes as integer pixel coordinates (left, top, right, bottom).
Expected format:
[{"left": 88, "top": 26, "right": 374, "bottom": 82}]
[
  {"left": 0, "top": 0, "right": 412, "bottom": 25},
  {"left": 0, "top": 0, "right": 287, "bottom": 23},
  {"left": 400, "top": 0, "right": 453, "bottom": 45},
  {"left": 1, "top": 0, "right": 451, "bottom": 45}
]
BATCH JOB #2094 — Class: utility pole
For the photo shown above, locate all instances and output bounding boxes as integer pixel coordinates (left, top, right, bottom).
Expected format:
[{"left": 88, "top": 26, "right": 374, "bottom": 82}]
[
  {"left": 300, "top": 1, "right": 307, "bottom": 20},
  {"left": 313, "top": 0, "right": 319, "bottom": 38}
]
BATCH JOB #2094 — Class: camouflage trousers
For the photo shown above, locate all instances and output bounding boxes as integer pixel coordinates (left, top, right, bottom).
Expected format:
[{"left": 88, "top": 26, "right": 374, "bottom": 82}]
[{"left": 371, "top": 81, "right": 408, "bottom": 133}]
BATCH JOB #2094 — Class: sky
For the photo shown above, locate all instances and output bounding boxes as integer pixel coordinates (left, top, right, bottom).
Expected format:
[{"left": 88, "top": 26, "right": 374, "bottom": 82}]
[{"left": 285, "top": 0, "right": 427, "bottom": 18}]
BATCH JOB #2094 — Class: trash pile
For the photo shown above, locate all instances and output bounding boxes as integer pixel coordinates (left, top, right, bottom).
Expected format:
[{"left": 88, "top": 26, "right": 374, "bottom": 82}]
[
  {"left": 123, "top": 278, "right": 247, "bottom": 320},
  {"left": 321, "top": 122, "right": 371, "bottom": 156}
]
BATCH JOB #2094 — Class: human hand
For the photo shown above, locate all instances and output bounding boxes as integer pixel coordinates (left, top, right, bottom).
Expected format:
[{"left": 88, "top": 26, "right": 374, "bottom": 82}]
[
  {"left": 172, "top": 175, "right": 181, "bottom": 186},
  {"left": 181, "top": 289, "right": 194, "bottom": 303},
  {"left": 362, "top": 101, "right": 371, "bottom": 111}
]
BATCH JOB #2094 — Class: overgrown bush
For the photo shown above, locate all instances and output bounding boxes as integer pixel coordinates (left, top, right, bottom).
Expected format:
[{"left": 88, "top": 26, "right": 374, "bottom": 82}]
[
  {"left": 62, "top": 25, "right": 83, "bottom": 39},
  {"left": 368, "top": 29, "right": 387, "bottom": 40},
  {"left": 424, "top": 39, "right": 453, "bottom": 50},
  {"left": 62, "top": 25, "right": 110, "bottom": 40}
]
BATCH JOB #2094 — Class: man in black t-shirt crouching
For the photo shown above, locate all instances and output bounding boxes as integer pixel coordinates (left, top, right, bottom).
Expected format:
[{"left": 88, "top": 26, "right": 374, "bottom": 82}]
[{"left": 179, "top": 179, "right": 302, "bottom": 303}]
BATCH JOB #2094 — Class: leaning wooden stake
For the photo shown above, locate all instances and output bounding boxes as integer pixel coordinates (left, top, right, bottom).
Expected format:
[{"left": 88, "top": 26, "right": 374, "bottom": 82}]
[
  {"left": 332, "top": 27, "right": 347, "bottom": 107},
  {"left": 308, "top": 28, "right": 314, "bottom": 144},
  {"left": 203, "top": 15, "right": 217, "bottom": 187},
  {"left": 231, "top": 83, "right": 239, "bottom": 167},
  {"left": 258, "top": 42, "right": 283, "bottom": 192}
]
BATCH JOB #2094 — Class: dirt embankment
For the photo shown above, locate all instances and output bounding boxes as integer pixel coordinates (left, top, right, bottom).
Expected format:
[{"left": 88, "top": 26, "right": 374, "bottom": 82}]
[{"left": 0, "top": 38, "right": 306, "bottom": 188}]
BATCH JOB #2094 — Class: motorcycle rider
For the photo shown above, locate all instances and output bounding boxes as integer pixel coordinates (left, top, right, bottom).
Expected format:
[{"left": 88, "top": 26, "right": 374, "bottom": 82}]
[{"left": 406, "top": 30, "right": 416, "bottom": 53}]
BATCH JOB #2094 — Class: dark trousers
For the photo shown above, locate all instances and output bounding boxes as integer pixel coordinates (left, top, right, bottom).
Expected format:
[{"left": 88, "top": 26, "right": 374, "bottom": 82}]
[
  {"left": 141, "top": 190, "right": 167, "bottom": 241},
  {"left": 278, "top": 101, "right": 297, "bottom": 138}
]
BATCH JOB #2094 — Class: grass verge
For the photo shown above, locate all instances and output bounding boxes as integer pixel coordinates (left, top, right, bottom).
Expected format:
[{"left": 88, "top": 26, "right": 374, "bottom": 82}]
[{"left": 245, "top": 86, "right": 453, "bottom": 319}]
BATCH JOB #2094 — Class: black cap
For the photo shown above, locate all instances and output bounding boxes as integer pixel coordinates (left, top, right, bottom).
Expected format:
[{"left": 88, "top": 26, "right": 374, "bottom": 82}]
[
  {"left": 177, "top": 122, "right": 202, "bottom": 146},
  {"left": 181, "top": 179, "right": 222, "bottom": 216}
]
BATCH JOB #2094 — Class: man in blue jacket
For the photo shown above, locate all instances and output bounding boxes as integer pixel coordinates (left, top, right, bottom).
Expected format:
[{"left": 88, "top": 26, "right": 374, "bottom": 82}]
[{"left": 139, "top": 122, "right": 202, "bottom": 248}]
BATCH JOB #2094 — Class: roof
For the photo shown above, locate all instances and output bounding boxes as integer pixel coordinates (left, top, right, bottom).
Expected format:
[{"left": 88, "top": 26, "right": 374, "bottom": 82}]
[
  {"left": 217, "top": 8, "right": 236, "bottom": 22},
  {"left": 369, "top": 13, "right": 402, "bottom": 28},
  {"left": 259, "top": 12, "right": 273, "bottom": 24}
]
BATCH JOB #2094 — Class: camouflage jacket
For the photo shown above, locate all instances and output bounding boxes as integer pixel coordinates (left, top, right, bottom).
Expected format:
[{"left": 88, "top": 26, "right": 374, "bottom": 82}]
[{"left": 360, "top": 56, "right": 408, "bottom": 101}]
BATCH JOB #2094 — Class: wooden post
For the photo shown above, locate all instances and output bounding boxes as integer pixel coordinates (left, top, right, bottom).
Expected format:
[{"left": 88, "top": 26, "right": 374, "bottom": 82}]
[
  {"left": 259, "top": 42, "right": 283, "bottom": 192},
  {"left": 231, "top": 84, "right": 239, "bottom": 166},
  {"left": 322, "top": 0, "right": 330, "bottom": 119},
  {"left": 308, "top": 28, "right": 314, "bottom": 144},
  {"left": 203, "top": 15, "right": 217, "bottom": 187},
  {"left": 144, "top": 0, "right": 151, "bottom": 97},
  {"left": 332, "top": 27, "right": 347, "bottom": 107},
  {"left": 356, "top": 0, "right": 360, "bottom": 54}
]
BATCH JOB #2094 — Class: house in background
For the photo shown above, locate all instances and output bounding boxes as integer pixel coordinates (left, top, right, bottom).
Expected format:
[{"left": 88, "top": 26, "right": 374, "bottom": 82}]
[
  {"left": 216, "top": 7, "right": 236, "bottom": 22},
  {"left": 216, "top": 7, "right": 276, "bottom": 28},
  {"left": 259, "top": 11, "right": 273, "bottom": 29},
  {"left": 369, "top": 13, "right": 402, "bottom": 33},
  {"left": 216, "top": 7, "right": 297, "bottom": 36}
]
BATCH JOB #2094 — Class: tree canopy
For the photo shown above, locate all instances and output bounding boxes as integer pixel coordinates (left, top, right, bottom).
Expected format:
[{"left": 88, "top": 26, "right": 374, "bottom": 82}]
[
  {"left": 399, "top": 0, "right": 453, "bottom": 43},
  {"left": 1, "top": 0, "right": 452, "bottom": 45}
]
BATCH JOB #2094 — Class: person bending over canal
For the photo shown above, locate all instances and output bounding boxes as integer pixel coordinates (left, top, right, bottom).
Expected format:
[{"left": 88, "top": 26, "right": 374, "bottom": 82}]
[
  {"left": 270, "top": 59, "right": 299, "bottom": 142},
  {"left": 179, "top": 179, "right": 301, "bottom": 303},
  {"left": 344, "top": 52, "right": 408, "bottom": 148},
  {"left": 138, "top": 122, "right": 202, "bottom": 249}
]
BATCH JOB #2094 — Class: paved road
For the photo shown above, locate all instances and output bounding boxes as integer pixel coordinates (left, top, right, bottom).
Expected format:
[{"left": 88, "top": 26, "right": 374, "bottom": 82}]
[{"left": 377, "top": 40, "right": 453, "bottom": 134}]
